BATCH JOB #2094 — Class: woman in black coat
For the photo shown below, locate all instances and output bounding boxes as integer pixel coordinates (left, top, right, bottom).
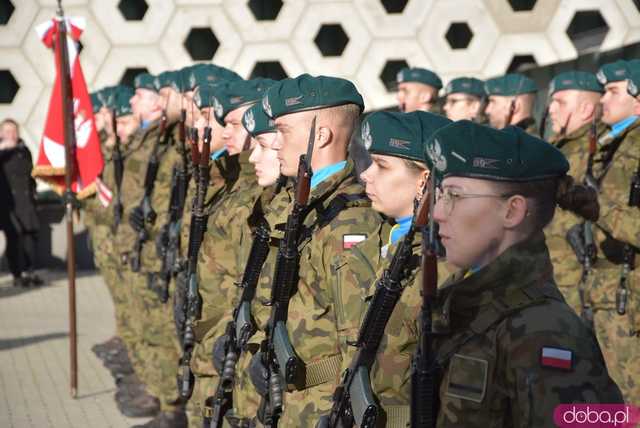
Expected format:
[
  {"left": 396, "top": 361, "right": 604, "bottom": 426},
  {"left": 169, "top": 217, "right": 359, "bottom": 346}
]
[{"left": 0, "top": 119, "right": 42, "bottom": 287}]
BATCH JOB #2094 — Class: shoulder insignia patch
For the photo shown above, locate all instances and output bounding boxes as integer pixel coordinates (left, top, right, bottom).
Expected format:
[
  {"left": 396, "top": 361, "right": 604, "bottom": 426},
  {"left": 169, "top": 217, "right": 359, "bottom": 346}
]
[
  {"left": 540, "top": 346, "right": 573, "bottom": 371},
  {"left": 343, "top": 234, "right": 367, "bottom": 249}
]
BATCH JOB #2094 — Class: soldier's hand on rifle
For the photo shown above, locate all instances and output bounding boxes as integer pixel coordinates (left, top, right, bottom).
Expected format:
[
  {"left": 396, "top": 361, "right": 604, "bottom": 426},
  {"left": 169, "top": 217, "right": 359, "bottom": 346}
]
[
  {"left": 211, "top": 334, "right": 229, "bottom": 375},
  {"left": 129, "top": 205, "right": 146, "bottom": 232},
  {"left": 249, "top": 352, "right": 270, "bottom": 397}
]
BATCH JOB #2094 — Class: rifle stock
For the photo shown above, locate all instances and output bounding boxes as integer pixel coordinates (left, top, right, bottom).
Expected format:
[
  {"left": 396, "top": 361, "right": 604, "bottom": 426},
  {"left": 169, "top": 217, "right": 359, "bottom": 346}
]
[{"left": 410, "top": 177, "right": 439, "bottom": 428}]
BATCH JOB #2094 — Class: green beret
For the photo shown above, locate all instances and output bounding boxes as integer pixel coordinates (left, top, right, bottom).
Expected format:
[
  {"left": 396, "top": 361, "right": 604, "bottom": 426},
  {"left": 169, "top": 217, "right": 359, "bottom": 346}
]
[
  {"left": 242, "top": 103, "right": 276, "bottom": 137},
  {"left": 213, "top": 78, "right": 276, "bottom": 125},
  {"left": 596, "top": 60, "right": 630, "bottom": 85},
  {"left": 425, "top": 120, "right": 569, "bottom": 182},
  {"left": 155, "top": 70, "right": 181, "bottom": 92},
  {"left": 182, "top": 63, "right": 242, "bottom": 92},
  {"left": 114, "top": 89, "right": 134, "bottom": 118},
  {"left": 193, "top": 82, "right": 228, "bottom": 109},
  {"left": 485, "top": 73, "right": 537, "bottom": 96},
  {"left": 548, "top": 71, "right": 603, "bottom": 96},
  {"left": 396, "top": 67, "right": 442, "bottom": 89},
  {"left": 90, "top": 91, "right": 102, "bottom": 113},
  {"left": 362, "top": 111, "right": 451, "bottom": 164},
  {"left": 627, "top": 70, "right": 640, "bottom": 97},
  {"left": 444, "top": 77, "right": 485, "bottom": 97},
  {"left": 96, "top": 85, "right": 122, "bottom": 110},
  {"left": 262, "top": 74, "right": 364, "bottom": 119},
  {"left": 134, "top": 72, "right": 158, "bottom": 92}
]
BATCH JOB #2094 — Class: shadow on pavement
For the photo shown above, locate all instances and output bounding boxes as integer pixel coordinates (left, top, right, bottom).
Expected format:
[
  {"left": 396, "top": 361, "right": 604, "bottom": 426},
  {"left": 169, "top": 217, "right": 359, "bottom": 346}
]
[{"left": 0, "top": 331, "right": 68, "bottom": 351}]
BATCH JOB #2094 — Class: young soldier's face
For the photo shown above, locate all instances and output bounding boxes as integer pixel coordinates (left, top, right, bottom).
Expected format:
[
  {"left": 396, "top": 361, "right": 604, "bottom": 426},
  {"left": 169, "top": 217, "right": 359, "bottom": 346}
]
[
  {"left": 0, "top": 122, "right": 18, "bottom": 142},
  {"left": 360, "top": 154, "right": 425, "bottom": 219},
  {"left": 249, "top": 132, "right": 280, "bottom": 187},
  {"left": 116, "top": 114, "right": 140, "bottom": 142},
  {"left": 130, "top": 88, "right": 160, "bottom": 121},
  {"left": 158, "top": 87, "right": 181, "bottom": 123},
  {"left": 443, "top": 94, "right": 481, "bottom": 121},
  {"left": 433, "top": 176, "right": 509, "bottom": 269},
  {"left": 222, "top": 105, "right": 252, "bottom": 155},
  {"left": 485, "top": 95, "right": 512, "bottom": 129},
  {"left": 549, "top": 90, "right": 580, "bottom": 134},
  {"left": 600, "top": 81, "right": 638, "bottom": 125},
  {"left": 273, "top": 110, "right": 315, "bottom": 177},
  {"left": 396, "top": 82, "right": 437, "bottom": 113}
]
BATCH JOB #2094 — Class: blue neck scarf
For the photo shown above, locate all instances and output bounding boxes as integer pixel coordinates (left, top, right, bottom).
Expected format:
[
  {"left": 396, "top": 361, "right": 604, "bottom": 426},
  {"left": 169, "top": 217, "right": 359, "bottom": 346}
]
[
  {"left": 389, "top": 215, "right": 413, "bottom": 245},
  {"left": 609, "top": 115, "right": 638, "bottom": 138},
  {"left": 211, "top": 148, "right": 227, "bottom": 161},
  {"left": 310, "top": 160, "right": 347, "bottom": 190},
  {"left": 141, "top": 119, "right": 152, "bottom": 130}
]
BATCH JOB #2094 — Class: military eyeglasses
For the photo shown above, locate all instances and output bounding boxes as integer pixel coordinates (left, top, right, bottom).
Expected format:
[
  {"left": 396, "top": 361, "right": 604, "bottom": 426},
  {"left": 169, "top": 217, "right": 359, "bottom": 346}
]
[{"left": 435, "top": 186, "right": 513, "bottom": 217}]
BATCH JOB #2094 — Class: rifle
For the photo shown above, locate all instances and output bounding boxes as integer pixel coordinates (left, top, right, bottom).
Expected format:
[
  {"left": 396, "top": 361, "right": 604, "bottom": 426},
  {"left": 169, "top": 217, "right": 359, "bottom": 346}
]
[
  {"left": 177, "top": 123, "right": 212, "bottom": 401},
  {"left": 112, "top": 108, "right": 124, "bottom": 233},
  {"left": 410, "top": 177, "right": 439, "bottom": 428},
  {"left": 153, "top": 109, "right": 190, "bottom": 302},
  {"left": 208, "top": 216, "right": 272, "bottom": 428},
  {"left": 129, "top": 110, "right": 167, "bottom": 272},
  {"left": 321, "top": 185, "right": 431, "bottom": 428},
  {"left": 576, "top": 110, "right": 600, "bottom": 327},
  {"left": 258, "top": 117, "right": 316, "bottom": 427}
]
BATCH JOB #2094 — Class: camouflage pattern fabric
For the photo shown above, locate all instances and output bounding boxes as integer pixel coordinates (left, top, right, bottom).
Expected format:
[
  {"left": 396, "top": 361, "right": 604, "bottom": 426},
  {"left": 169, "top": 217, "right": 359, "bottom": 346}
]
[
  {"left": 276, "top": 160, "right": 383, "bottom": 427},
  {"left": 188, "top": 152, "right": 261, "bottom": 426},
  {"left": 433, "top": 233, "right": 622, "bottom": 427},
  {"left": 589, "top": 118, "right": 640, "bottom": 403},
  {"left": 544, "top": 122, "right": 593, "bottom": 314},
  {"left": 515, "top": 117, "right": 539, "bottom": 137},
  {"left": 334, "top": 226, "right": 454, "bottom": 425}
]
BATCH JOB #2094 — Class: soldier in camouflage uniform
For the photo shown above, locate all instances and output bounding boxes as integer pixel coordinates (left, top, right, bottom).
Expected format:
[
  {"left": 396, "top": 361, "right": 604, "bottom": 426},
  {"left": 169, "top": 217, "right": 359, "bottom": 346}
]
[
  {"left": 395, "top": 67, "right": 442, "bottom": 113},
  {"left": 186, "top": 78, "right": 275, "bottom": 427},
  {"left": 485, "top": 73, "right": 539, "bottom": 136},
  {"left": 543, "top": 71, "right": 604, "bottom": 316},
  {"left": 87, "top": 86, "right": 139, "bottom": 366},
  {"left": 319, "top": 111, "right": 452, "bottom": 427},
  {"left": 421, "top": 120, "right": 622, "bottom": 426},
  {"left": 442, "top": 77, "right": 485, "bottom": 122},
  {"left": 242, "top": 74, "right": 382, "bottom": 427},
  {"left": 583, "top": 60, "right": 640, "bottom": 404},
  {"left": 113, "top": 72, "right": 171, "bottom": 422}
]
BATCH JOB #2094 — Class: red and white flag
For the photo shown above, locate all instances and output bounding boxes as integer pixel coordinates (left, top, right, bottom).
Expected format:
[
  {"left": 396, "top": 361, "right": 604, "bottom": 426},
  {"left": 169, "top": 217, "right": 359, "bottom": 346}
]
[{"left": 32, "top": 16, "right": 103, "bottom": 199}]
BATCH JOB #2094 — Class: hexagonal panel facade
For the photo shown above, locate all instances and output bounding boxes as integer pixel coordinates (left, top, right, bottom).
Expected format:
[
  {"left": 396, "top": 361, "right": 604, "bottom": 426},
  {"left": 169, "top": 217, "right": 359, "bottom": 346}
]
[
  {"left": 0, "top": 0, "right": 637, "bottom": 143},
  {"left": 0, "top": 0, "right": 15, "bottom": 25},
  {"left": 248, "top": 0, "right": 282, "bottom": 21},
  {"left": 314, "top": 24, "right": 349, "bottom": 57},
  {"left": 184, "top": 27, "right": 219, "bottom": 61},
  {"left": 118, "top": 0, "right": 148, "bottom": 21},
  {"left": 0, "top": 69, "right": 19, "bottom": 103},
  {"left": 566, "top": 10, "right": 609, "bottom": 52}
]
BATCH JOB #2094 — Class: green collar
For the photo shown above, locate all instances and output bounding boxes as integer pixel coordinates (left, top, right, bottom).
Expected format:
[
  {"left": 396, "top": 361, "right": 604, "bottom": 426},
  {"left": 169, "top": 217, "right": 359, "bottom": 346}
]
[{"left": 439, "top": 232, "right": 553, "bottom": 314}]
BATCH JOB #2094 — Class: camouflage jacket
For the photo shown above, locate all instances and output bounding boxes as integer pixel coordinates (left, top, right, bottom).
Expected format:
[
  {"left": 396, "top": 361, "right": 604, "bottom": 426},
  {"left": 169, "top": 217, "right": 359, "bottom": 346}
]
[
  {"left": 195, "top": 150, "right": 260, "bottom": 332},
  {"left": 515, "top": 117, "right": 538, "bottom": 137},
  {"left": 334, "top": 225, "right": 454, "bottom": 426},
  {"left": 588, "top": 118, "right": 640, "bottom": 327},
  {"left": 432, "top": 232, "right": 622, "bottom": 427},
  {"left": 114, "top": 121, "right": 178, "bottom": 270},
  {"left": 543, "top": 122, "right": 593, "bottom": 313}
]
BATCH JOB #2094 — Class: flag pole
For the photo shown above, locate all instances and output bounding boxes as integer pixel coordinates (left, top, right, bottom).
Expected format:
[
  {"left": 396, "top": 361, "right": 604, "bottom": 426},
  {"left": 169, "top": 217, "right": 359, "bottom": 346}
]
[{"left": 55, "top": 0, "right": 78, "bottom": 398}]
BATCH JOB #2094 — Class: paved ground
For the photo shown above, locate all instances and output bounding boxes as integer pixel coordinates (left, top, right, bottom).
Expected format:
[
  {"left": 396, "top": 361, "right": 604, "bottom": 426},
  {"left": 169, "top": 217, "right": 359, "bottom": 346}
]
[{"left": 0, "top": 271, "right": 150, "bottom": 428}]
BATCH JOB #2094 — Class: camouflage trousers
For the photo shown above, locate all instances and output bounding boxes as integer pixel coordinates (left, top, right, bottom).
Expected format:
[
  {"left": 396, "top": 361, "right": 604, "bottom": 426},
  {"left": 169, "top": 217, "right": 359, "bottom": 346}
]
[
  {"left": 589, "top": 262, "right": 640, "bottom": 404},
  {"left": 123, "top": 268, "right": 182, "bottom": 412},
  {"left": 91, "top": 224, "right": 130, "bottom": 338}
]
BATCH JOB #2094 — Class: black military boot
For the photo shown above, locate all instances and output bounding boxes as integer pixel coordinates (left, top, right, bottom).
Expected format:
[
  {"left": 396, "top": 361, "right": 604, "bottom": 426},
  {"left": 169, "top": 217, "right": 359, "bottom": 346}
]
[
  {"left": 130, "top": 409, "right": 188, "bottom": 428},
  {"left": 115, "top": 375, "right": 160, "bottom": 418}
]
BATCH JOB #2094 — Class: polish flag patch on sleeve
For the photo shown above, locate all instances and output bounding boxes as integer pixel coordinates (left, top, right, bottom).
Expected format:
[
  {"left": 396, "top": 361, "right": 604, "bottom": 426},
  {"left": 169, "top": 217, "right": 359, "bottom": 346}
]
[
  {"left": 540, "top": 346, "right": 573, "bottom": 371},
  {"left": 95, "top": 177, "right": 113, "bottom": 208},
  {"left": 343, "top": 234, "right": 367, "bottom": 249}
]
